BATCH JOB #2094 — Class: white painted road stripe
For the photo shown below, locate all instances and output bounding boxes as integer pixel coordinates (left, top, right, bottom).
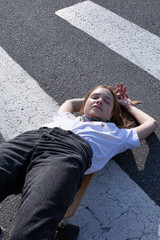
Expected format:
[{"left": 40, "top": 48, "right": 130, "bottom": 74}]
[
  {"left": 70, "top": 162, "right": 160, "bottom": 239},
  {"left": 0, "top": 46, "right": 59, "bottom": 140},
  {"left": 56, "top": 0, "right": 160, "bottom": 81}
]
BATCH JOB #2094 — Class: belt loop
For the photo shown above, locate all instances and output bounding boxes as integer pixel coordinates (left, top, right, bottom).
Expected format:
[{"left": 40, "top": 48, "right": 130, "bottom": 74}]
[{"left": 67, "top": 130, "right": 72, "bottom": 135}]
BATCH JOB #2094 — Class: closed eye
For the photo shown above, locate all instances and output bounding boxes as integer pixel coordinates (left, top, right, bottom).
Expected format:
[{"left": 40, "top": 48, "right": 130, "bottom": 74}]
[
  {"left": 90, "top": 93, "right": 112, "bottom": 104},
  {"left": 104, "top": 99, "right": 111, "bottom": 104},
  {"left": 91, "top": 94, "right": 99, "bottom": 99}
]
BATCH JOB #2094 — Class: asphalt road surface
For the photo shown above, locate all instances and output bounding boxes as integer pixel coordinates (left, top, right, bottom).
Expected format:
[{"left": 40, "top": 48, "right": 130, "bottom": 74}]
[{"left": 0, "top": 0, "right": 160, "bottom": 239}]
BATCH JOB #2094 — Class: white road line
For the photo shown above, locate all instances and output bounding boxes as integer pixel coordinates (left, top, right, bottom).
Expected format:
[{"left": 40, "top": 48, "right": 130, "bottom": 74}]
[
  {"left": 0, "top": 46, "right": 59, "bottom": 140},
  {"left": 56, "top": 0, "right": 160, "bottom": 81},
  {"left": 70, "top": 161, "right": 160, "bottom": 239}
]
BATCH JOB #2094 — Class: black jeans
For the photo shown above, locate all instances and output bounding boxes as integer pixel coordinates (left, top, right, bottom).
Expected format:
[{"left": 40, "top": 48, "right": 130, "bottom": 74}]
[{"left": 0, "top": 127, "right": 92, "bottom": 240}]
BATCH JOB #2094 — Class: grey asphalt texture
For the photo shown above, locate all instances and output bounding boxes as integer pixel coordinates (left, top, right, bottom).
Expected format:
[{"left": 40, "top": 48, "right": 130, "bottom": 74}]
[{"left": 0, "top": 0, "right": 160, "bottom": 239}]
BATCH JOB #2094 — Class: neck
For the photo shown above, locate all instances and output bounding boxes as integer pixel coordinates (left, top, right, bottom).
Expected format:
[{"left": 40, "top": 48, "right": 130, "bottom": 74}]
[{"left": 81, "top": 115, "right": 107, "bottom": 123}]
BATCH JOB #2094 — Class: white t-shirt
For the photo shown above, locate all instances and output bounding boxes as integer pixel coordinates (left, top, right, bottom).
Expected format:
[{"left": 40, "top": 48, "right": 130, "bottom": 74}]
[{"left": 42, "top": 112, "right": 140, "bottom": 174}]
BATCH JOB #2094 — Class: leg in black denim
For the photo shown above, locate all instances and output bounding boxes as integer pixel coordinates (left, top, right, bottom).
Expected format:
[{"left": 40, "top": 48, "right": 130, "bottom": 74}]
[
  {"left": 5, "top": 128, "right": 92, "bottom": 240},
  {"left": 0, "top": 128, "right": 47, "bottom": 202}
]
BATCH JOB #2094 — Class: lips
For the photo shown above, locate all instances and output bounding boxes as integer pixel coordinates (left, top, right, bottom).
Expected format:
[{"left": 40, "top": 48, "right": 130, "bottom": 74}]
[{"left": 92, "top": 104, "right": 102, "bottom": 111}]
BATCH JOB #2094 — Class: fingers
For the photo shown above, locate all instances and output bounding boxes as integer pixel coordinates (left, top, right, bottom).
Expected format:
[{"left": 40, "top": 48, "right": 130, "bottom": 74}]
[
  {"left": 114, "top": 83, "right": 127, "bottom": 99},
  {"left": 114, "top": 83, "right": 125, "bottom": 92},
  {"left": 125, "top": 93, "right": 128, "bottom": 99}
]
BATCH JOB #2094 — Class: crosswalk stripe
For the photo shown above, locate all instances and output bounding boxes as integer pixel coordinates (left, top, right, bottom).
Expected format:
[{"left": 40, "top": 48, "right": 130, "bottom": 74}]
[
  {"left": 56, "top": 0, "right": 160, "bottom": 81},
  {"left": 70, "top": 161, "right": 160, "bottom": 239},
  {"left": 0, "top": 46, "right": 59, "bottom": 140}
]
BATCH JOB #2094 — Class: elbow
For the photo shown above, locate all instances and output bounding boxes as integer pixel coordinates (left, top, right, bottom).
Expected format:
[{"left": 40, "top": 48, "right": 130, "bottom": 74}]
[
  {"left": 137, "top": 119, "right": 158, "bottom": 141},
  {"left": 153, "top": 120, "right": 158, "bottom": 130},
  {"left": 149, "top": 119, "right": 158, "bottom": 133}
]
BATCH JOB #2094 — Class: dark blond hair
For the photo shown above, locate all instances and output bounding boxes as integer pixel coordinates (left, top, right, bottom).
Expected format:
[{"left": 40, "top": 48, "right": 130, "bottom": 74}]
[{"left": 79, "top": 85, "right": 138, "bottom": 128}]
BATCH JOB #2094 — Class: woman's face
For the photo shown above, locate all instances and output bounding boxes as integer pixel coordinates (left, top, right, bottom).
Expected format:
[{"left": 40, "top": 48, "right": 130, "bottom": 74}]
[{"left": 84, "top": 87, "right": 114, "bottom": 121}]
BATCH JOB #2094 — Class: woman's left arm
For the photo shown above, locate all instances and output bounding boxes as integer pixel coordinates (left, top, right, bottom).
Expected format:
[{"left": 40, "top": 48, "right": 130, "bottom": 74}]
[
  {"left": 127, "top": 106, "right": 158, "bottom": 141},
  {"left": 115, "top": 84, "right": 158, "bottom": 141}
]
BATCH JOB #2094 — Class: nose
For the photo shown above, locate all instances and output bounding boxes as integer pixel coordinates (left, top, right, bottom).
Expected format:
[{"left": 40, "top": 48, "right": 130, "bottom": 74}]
[{"left": 96, "top": 98, "right": 102, "bottom": 104}]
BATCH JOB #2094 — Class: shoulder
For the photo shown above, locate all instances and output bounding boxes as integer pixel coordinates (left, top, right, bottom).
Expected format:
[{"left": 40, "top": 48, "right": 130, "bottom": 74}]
[
  {"left": 119, "top": 127, "right": 140, "bottom": 148},
  {"left": 107, "top": 123, "right": 139, "bottom": 140},
  {"left": 106, "top": 123, "right": 140, "bottom": 149},
  {"left": 53, "top": 112, "right": 77, "bottom": 121}
]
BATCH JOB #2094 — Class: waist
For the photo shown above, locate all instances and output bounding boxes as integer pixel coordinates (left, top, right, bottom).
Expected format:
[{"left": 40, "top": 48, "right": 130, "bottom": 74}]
[{"left": 40, "top": 127, "right": 93, "bottom": 169}]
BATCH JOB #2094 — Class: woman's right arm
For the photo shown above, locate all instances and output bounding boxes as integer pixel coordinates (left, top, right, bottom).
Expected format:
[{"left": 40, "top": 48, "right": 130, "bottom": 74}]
[{"left": 58, "top": 98, "right": 84, "bottom": 113}]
